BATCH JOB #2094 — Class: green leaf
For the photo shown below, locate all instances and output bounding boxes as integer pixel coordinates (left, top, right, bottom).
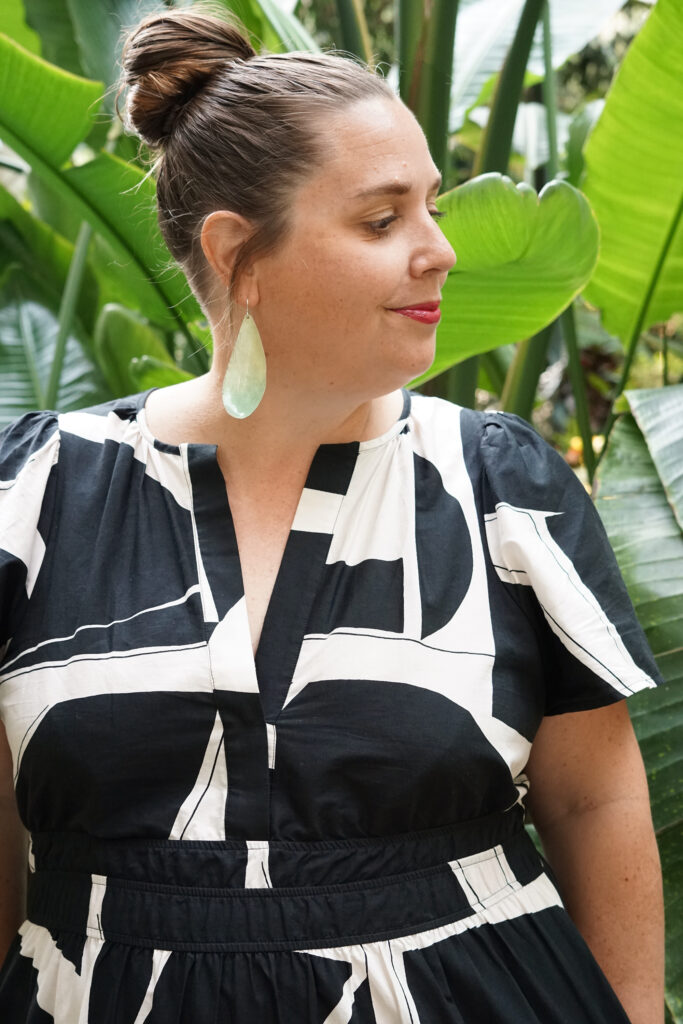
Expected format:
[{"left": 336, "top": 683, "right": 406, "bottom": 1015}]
[
  {"left": 255, "top": 0, "right": 319, "bottom": 52},
  {"left": 0, "top": 0, "right": 42, "bottom": 55},
  {"left": 413, "top": 173, "right": 599, "bottom": 384},
  {"left": 129, "top": 355, "right": 195, "bottom": 391},
  {"left": 626, "top": 384, "right": 683, "bottom": 531},
  {"left": 450, "top": 0, "right": 640, "bottom": 130},
  {"left": 594, "top": 408, "right": 683, "bottom": 1016},
  {"left": 23, "top": 0, "right": 84, "bottom": 75},
  {"left": 65, "top": 0, "right": 162, "bottom": 109},
  {"left": 94, "top": 304, "right": 178, "bottom": 397},
  {"left": 582, "top": 0, "right": 683, "bottom": 347},
  {"left": 0, "top": 266, "right": 108, "bottom": 426},
  {"left": 63, "top": 152, "right": 201, "bottom": 326},
  {"left": 0, "top": 180, "right": 99, "bottom": 330},
  {"left": 0, "top": 33, "right": 201, "bottom": 332},
  {"left": 334, "top": 0, "right": 373, "bottom": 63},
  {"left": 0, "top": 32, "right": 101, "bottom": 167}
]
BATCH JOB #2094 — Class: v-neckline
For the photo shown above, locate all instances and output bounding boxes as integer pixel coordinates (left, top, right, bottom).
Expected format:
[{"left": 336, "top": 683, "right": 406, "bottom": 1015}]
[{"left": 135, "top": 389, "right": 412, "bottom": 721}]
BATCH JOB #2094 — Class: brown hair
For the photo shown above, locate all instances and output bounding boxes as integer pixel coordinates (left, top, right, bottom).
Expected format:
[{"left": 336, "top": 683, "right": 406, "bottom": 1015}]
[{"left": 116, "top": 3, "right": 395, "bottom": 316}]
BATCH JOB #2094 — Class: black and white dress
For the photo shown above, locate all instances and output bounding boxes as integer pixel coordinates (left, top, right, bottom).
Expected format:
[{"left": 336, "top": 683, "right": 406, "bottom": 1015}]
[{"left": 0, "top": 389, "right": 662, "bottom": 1023}]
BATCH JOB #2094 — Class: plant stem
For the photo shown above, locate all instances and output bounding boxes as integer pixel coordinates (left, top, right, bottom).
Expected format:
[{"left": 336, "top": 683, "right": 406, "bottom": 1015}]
[
  {"left": 17, "top": 285, "right": 46, "bottom": 409},
  {"left": 335, "top": 0, "right": 373, "bottom": 63},
  {"left": 474, "top": 0, "right": 544, "bottom": 176},
  {"left": 446, "top": 353, "right": 479, "bottom": 407},
  {"left": 562, "top": 304, "right": 596, "bottom": 481},
  {"left": 45, "top": 219, "right": 92, "bottom": 409},
  {"left": 501, "top": 323, "right": 553, "bottom": 421},
  {"left": 450, "top": 0, "right": 543, "bottom": 411},
  {"left": 541, "top": 0, "right": 558, "bottom": 181},
  {"left": 601, "top": 183, "right": 683, "bottom": 451},
  {"left": 45, "top": 121, "right": 122, "bottom": 410}
]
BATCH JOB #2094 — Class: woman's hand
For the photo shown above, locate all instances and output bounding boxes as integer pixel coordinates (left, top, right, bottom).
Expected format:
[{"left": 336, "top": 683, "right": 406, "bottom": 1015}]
[
  {"left": 0, "top": 719, "right": 27, "bottom": 967},
  {"left": 525, "top": 700, "right": 664, "bottom": 1024}
]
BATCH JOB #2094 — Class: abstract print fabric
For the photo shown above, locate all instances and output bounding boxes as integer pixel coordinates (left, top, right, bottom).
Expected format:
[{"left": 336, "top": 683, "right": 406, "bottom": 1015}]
[{"left": 0, "top": 390, "right": 662, "bottom": 1023}]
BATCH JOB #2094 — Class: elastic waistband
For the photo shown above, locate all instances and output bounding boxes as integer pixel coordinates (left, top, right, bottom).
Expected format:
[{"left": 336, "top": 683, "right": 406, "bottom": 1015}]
[
  {"left": 29, "top": 806, "right": 527, "bottom": 889},
  {"left": 26, "top": 810, "right": 550, "bottom": 952}
]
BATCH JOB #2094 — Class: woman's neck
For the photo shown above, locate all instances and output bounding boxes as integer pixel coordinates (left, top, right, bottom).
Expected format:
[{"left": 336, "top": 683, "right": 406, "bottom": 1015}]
[{"left": 142, "top": 370, "right": 404, "bottom": 477}]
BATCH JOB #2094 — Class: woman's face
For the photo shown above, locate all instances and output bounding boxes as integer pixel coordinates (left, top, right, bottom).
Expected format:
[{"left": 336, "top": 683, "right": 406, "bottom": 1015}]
[{"left": 252, "top": 96, "right": 457, "bottom": 400}]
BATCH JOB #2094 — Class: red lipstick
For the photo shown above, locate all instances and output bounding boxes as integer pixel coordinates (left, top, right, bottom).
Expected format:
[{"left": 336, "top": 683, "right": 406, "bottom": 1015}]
[{"left": 390, "top": 301, "right": 441, "bottom": 325}]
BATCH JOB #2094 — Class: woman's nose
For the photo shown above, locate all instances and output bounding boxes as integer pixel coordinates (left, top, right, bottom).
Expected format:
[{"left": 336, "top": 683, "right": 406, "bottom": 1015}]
[{"left": 411, "top": 216, "right": 456, "bottom": 277}]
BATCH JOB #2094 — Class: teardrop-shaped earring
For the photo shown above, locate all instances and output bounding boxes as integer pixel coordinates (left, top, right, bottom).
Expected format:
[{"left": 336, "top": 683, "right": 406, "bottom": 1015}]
[{"left": 221, "top": 300, "right": 266, "bottom": 419}]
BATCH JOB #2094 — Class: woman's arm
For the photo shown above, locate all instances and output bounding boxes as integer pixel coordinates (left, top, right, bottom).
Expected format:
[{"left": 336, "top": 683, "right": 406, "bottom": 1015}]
[
  {"left": 0, "top": 719, "right": 27, "bottom": 966},
  {"left": 525, "top": 700, "right": 664, "bottom": 1024}
]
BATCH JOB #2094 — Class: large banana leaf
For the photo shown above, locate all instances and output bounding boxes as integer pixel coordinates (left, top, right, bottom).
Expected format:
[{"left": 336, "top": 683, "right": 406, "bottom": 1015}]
[
  {"left": 0, "top": 30, "right": 100, "bottom": 166},
  {"left": 582, "top": 0, "right": 683, "bottom": 350},
  {"left": 0, "top": 266, "right": 108, "bottom": 425},
  {"left": 23, "top": 0, "right": 84, "bottom": 74},
  {"left": 0, "top": 34, "right": 200, "bottom": 330},
  {"left": 0, "top": 0, "right": 41, "bottom": 55},
  {"left": 627, "top": 385, "right": 683, "bottom": 531},
  {"left": 254, "top": 0, "right": 318, "bottom": 51},
  {"left": 94, "top": 303, "right": 180, "bottom": 397},
  {"left": 0, "top": 180, "right": 113, "bottom": 334},
  {"left": 594, "top": 393, "right": 683, "bottom": 1019},
  {"left": 413, "top": 173, "right": 598, "bottom": 384}
]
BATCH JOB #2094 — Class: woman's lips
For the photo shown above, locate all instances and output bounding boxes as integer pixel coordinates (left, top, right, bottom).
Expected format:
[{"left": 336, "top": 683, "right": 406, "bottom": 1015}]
[{"left": 390, "top": 306, "right": 441, "bottom": 324}]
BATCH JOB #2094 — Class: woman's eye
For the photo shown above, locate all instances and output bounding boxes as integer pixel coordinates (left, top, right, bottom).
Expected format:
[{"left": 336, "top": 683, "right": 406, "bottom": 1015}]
[
  {"left": 367, "top": 215, "right": 399, "bottom": 235},
  {"left": 366, "top": 209, "right": 446, "bottom": 237}
]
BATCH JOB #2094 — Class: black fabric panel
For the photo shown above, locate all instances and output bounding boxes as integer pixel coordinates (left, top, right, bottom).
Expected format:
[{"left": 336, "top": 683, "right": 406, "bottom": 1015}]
[
  {"left": 404, "top": 907, "right": 631, "bottom": 1023},
  {"left": 0, "top": 938, "right": 54, "bottom": 1024},
  {"left": 478, "top": 411, "right": 664, "bottom": 712},
  {"left": 414, "top": 453, "right": 473, "bottom": 639},
  {"left": 17, "top": 693, "right": 218, "bottom": 836},
  {"left": 348, "top": 976, "right": 378, "bottom": 1022},
  {"left": 256, "top": 530, "right": 333, "bottom": 721},
  {"left": 271, "top": 680, "right": 518, "bottom": 839},
  {"left": 486, "top": 573, "right": 546, "bottom": 742},
  {"left": 144, "top": 949, "right": 352, "bottom": 1023},
  {"left": 459, "top": 407, "right": 547, "bottom": 740},
  {"left": 187, "top": 446, "right": 243, "bottom": 623},
  {"left": 0, "top": 551, "right": 29, "bottom": 653},
  {"left": 16, "top": 430, "right": 199, "bottom": 660},
  {"left": 0, "top": 412, "right": 59, "bottom": 651},
  {"left": 0, "top": 410, "right": 58, "bottom": 480},
  {"left": 216, "top": 691, "right": 270, "bottom": 839},
  {"left": 25, "top": 870, "right": 89, "bottom": 973},
  {"left": 307, "top": 558, "right": 404, "bottom": 636},
  {"left": 6, "top": 591, "right": 205, "bottom": 674},
  {"left": 88, "top": 943, "right": 154, "bottom": 1023},
  {"left": 305, "top": 442, "right": 359, "bottom": 494}
]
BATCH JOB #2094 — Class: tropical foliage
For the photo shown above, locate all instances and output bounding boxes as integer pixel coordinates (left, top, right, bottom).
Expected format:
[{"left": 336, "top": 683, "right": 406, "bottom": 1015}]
[{"left": 0, "top": 0, "right": 681, "bottom": 1014}]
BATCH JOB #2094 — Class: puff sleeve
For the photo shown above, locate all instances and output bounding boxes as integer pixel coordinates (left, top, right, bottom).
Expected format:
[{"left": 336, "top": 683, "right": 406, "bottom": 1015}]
[
  {"left": 480, "top": 411, "right": 664, "bottom": 715},
  {"left": 0, "top": 411, "right": 60, "bottom": 658}
]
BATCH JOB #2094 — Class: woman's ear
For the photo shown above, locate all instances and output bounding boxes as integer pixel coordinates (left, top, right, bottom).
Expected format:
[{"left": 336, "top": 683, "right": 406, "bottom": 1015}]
[{"left": 200, "top": 210, "right": 252, "bottom": 286}]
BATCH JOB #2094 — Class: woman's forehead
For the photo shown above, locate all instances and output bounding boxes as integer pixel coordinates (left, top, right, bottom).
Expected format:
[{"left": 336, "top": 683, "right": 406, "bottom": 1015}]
[{"left": 307, "top": 98, "right": 438, "bottom": 202}]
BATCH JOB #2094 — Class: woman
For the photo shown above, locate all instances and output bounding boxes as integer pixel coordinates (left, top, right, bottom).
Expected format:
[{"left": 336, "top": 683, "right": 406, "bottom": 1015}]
[{"left": 0, "top": 6, "right": 664, "bottom": 1023}]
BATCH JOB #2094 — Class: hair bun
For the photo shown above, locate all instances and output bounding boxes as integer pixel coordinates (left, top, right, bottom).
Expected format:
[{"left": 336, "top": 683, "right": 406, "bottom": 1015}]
[{"left": 118, "top": 8, "right": 256, "bottom": 147}]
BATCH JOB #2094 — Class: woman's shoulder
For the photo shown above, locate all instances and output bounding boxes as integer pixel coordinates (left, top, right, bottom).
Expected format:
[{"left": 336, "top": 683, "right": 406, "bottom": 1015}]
[
  {"left": 0, "top": 408, "right": 61, "bottom": 482},
  {"left": 409, "top": 395, "right": 561, "bottom": 472},
  {"left": 0, "top": 392, "right": 158, "bottom": 507}
]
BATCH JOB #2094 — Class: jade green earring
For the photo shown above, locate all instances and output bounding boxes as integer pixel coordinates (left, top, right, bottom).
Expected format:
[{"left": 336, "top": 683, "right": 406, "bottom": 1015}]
[{"left": 221, "top": 300, "right": 266, "bottom": 419}]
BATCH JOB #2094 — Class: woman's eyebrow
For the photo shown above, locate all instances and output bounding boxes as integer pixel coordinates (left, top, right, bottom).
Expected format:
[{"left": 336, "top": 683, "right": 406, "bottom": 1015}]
[{"left": 350, "top": 174, "right": 443, "bottom": 201}]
